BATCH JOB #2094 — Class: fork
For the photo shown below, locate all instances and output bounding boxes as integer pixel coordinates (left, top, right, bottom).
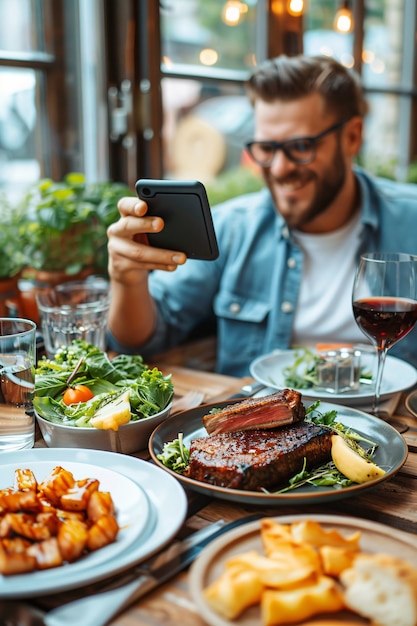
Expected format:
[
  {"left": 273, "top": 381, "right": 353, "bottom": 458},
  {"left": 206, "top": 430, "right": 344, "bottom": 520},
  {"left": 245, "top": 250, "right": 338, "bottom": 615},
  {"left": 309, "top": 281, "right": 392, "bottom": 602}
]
[{"left": 170, "top": 390, "right": 205, "bottom": 415}]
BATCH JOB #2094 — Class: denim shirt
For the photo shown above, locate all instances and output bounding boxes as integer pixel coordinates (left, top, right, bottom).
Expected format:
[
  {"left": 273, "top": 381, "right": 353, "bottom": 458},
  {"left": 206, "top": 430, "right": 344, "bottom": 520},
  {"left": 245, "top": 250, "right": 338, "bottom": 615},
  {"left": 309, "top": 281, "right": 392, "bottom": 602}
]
[{"left": 108, "top": 167, "right": 417, "bottom": 376}]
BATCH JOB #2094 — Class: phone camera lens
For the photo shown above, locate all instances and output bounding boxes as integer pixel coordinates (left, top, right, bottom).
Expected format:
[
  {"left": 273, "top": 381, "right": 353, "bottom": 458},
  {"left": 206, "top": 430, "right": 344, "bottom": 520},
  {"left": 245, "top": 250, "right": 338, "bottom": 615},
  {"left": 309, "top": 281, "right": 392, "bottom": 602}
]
[{"left": 142, "top": 187, "right": 151, "bottom": 196}]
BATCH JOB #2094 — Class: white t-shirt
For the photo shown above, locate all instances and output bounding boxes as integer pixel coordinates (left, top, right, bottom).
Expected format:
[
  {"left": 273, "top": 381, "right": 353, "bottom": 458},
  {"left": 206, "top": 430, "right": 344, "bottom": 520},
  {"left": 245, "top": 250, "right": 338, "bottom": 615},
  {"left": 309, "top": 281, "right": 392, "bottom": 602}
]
[{"left": 291, "top": 212, "right": 366, "bottom": 347}]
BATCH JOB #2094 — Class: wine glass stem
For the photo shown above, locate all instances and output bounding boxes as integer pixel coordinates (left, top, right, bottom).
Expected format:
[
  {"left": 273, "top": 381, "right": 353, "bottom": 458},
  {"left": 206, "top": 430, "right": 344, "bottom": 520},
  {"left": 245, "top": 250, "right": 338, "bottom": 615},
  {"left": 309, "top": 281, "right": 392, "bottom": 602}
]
[{"left": 373, "top": 347, "right": 388, "bottom": 415}]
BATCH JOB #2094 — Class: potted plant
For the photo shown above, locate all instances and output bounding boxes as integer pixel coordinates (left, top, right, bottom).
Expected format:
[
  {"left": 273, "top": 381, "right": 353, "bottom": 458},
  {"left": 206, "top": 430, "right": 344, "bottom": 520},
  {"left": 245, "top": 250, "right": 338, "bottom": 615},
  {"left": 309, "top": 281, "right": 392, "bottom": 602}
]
[
  {"left": 18, "top": 172, "right": 134, "bottom": 322},
  {"left": 0, "top": 193, "right": 27, "bottom": 316}
]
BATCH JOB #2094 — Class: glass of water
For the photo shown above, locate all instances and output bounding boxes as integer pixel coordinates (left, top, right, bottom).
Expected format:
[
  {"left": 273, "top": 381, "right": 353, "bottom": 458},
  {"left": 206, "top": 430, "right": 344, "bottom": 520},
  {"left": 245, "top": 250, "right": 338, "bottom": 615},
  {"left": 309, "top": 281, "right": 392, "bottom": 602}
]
[
  {"left": 36, "top": 279, "right": 110, "bottom": 358},
  {"left": 0, "top": 318, "right": 37, "bottom": 451}
]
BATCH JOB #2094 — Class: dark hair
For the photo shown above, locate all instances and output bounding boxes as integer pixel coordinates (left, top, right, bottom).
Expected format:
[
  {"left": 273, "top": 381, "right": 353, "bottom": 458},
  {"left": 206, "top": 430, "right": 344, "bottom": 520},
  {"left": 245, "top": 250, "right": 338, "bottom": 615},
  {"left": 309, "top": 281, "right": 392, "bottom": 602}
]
[{"left": 246, "top": 55, "right": 368, "bottom": 119}]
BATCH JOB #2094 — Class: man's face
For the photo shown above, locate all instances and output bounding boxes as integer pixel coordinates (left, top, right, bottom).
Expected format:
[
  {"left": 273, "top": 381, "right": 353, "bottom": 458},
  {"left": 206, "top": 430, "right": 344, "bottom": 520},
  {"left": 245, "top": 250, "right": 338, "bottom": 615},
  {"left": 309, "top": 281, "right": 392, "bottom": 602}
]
[{"left": 253, "top": 93, "right": 350, "bottom": 233}]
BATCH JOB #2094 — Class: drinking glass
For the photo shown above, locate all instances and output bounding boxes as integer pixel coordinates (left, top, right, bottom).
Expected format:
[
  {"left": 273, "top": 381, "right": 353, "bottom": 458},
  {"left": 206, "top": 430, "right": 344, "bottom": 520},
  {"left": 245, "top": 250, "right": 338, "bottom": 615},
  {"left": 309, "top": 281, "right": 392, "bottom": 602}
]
[
  {"left": 36, "top": 280, "right": 110, "bottom": 358},
  {"left": 352, "top": 252, "right": 417, "bottom": 415},
  {"left": 0, "top": 318, "right": 37, "bottom": 451}
]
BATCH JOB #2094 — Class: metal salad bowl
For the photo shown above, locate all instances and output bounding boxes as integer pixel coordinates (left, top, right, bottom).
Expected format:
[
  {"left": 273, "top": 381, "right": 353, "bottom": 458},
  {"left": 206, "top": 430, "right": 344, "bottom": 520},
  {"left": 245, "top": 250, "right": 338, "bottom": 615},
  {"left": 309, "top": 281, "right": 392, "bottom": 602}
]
[{"left": 35, "top": 403, "right": 172, "bottom": 454}]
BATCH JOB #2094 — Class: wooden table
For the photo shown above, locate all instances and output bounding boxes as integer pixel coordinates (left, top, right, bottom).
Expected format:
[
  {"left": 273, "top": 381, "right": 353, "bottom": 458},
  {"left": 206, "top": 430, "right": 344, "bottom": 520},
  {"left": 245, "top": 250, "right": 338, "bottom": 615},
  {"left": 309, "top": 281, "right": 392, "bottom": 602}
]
[{"left": 32, "top": 365, "right": 417, "bottom": 625}]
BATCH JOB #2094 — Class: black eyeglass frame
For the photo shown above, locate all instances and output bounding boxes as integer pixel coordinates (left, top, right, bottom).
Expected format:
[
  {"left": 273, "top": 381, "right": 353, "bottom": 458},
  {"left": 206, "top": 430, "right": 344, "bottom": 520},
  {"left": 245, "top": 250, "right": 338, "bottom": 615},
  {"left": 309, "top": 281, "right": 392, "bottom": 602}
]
[{"left": 245, "top": 119, "right": 349, "bottom": 167}]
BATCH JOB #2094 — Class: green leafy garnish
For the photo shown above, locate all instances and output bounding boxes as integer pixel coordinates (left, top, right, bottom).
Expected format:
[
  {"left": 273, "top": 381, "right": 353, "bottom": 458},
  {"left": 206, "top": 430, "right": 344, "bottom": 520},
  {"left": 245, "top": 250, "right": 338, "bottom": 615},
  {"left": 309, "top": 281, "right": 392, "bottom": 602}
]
[
  {"left": 156, "top": 433, "right": 190, "bottom": 472},
  {"left": 279, "top": 348, "right": 373, "bottom": 389},
  {"left": 272, "top": 458, "right": 353, "bottom": 493},
  {"left": 281, "top": 348, "right": 321, "bottom": 388},
  {"left": 306, "top": 401, "right": 378, "bottom": 453},
  {"left": 262, "top": 403, "right": 379, "bottom": 494}
]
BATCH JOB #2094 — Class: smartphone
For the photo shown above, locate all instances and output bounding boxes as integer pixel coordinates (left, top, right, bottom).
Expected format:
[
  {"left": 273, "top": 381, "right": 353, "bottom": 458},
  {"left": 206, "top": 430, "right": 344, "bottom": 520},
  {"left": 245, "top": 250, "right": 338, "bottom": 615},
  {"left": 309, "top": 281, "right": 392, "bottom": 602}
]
[{"left": 135, "top": 179, "right": 219, "bottom": 260}]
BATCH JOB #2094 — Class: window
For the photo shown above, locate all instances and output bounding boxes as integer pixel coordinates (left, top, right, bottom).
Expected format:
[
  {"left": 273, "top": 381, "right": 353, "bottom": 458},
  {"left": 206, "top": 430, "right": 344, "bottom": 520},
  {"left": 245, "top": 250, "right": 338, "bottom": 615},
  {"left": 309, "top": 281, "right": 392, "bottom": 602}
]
[
  {"left": 1, "top": 1, "right": 416, "bottom": 203},
  {"left": 158, "top": 0, "right": 267, "bottom": 198},
  {"left": 0, "top": 0, "right": 88, "bottom": 200},
  {"left": 304, "top": 0, "right": 416, "bottom": 181},
  {"left": 158, "top": 0, "right": 417, "bottom": 192}
]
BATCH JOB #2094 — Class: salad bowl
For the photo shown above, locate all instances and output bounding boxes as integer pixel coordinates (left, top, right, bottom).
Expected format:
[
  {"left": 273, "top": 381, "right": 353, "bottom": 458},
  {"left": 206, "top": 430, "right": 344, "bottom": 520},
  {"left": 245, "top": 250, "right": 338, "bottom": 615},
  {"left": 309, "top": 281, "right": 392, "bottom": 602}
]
[
  {"left": 34, "top": 339, "right": 174, "bottom": 453},
  {"left": 35, "top": 402, "right": 172, "bottom": 453}
]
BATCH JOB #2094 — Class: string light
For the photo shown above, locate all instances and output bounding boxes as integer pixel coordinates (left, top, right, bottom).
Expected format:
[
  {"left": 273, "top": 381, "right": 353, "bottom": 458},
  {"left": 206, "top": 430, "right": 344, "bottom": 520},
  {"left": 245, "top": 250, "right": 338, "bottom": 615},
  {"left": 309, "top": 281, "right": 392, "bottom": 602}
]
[
  {"left": 334, "top": 0, "right": 354, "bottom": 34},
  {"left": 287, "top": 0, "right": 304, "bottom": 17},
  {"left": 199, "top": 49, "right": 218, "bottom": 66},
  {"left": 222, "top": 1, "right": 248, "bottom": 26}
]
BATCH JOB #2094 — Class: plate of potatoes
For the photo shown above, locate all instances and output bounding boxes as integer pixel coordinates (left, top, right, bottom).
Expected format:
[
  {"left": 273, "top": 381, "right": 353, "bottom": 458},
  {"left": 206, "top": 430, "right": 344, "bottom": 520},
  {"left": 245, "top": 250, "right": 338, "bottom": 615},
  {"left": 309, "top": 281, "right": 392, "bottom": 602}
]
[{"left": 189, "top": 514, "right": 417, "bottom": 626}]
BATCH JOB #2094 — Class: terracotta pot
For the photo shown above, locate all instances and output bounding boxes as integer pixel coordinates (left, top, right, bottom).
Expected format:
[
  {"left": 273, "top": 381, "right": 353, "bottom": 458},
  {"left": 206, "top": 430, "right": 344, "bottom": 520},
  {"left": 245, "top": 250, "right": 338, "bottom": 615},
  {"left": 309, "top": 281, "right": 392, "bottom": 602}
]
[
  {"left": 18, "top": 267, "right": 95, "bottom": 325},
  {"left": 0, "top": 274, "right": 23, "bottom": 317}
]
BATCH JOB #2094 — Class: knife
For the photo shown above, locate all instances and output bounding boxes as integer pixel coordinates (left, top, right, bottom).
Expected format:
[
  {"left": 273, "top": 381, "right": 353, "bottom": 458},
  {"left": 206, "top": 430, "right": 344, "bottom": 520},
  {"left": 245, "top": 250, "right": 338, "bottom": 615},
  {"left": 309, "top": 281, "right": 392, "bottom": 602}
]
[
  {"left": 228, "top": 380, "right": 266, "bottom": 399},
  {"left": 29, "top": 514, "right": 262, "bottom": 626}
]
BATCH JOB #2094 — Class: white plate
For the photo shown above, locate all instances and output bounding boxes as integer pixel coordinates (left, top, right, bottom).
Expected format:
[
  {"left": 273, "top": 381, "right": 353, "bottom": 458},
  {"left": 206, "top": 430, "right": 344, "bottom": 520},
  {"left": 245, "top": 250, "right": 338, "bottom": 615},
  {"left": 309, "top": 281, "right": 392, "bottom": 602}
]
[
  {"left": 0, "top": 448, "right": 187, "bottom": 598},
  {"left": 1, "top": 461, "right": 150, "bottom": 578},
  {"left": 250, "top": 349, "right": 417, "bottom": 405},
  {"left": 189, "top": 514, "right": 417, "bottom": 626}
]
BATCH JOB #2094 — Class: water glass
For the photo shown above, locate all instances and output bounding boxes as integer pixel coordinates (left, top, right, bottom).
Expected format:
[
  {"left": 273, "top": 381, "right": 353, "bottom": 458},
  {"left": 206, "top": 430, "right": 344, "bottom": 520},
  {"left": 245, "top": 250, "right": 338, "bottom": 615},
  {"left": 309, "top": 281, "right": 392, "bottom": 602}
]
[
  {"left": 36, "top": 280, "right": 110, "bottom": 358},
  {"left": 0, "top": 318, "right": 36, "bottom": 451}
]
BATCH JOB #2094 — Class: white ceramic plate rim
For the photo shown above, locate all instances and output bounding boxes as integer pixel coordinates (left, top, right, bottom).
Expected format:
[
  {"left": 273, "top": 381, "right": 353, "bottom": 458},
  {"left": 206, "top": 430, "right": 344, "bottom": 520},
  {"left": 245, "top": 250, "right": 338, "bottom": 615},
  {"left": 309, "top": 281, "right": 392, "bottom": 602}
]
[
  {"left": 0, "top": 448, "right": 187, "bottom": 598},
  {"left": 250, "top": 349, "right": 417, "bottom": 404},
  {"left": 189, "top": 513, "right": 417, "bottom": 626}
]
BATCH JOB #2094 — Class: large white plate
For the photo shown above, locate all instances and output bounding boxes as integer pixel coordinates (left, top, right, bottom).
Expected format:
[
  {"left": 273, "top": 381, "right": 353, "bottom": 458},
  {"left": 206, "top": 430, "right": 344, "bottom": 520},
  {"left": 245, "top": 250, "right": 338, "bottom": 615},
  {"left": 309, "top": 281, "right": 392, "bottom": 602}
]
[
  {"left": 250, "top": 349, "right": 417, "bottom": 405},
  {"left": 189, "top": 514, "right": 417, "bottom": 626},
  {"left": 0, "top": 448, "right": 187, "bottom": 598},
  {"left": 149, "top": 400, "right": 408, "bottom": 506}
]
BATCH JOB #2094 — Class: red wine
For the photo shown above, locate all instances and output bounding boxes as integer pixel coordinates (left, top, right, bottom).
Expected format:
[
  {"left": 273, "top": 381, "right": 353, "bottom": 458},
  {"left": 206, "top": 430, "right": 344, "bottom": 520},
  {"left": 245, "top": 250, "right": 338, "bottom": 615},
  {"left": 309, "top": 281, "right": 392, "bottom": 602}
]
[{"left": 353, "top": 297, "right": 417, "bottom": 350}]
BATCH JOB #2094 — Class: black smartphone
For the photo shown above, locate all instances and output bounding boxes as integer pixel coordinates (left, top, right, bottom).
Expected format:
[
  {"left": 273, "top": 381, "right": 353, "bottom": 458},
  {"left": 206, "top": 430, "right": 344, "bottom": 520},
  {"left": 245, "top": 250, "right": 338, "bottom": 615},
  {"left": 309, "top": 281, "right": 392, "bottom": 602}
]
[{"left": 135, "top": 179, "right": 219, "bottom": 260}]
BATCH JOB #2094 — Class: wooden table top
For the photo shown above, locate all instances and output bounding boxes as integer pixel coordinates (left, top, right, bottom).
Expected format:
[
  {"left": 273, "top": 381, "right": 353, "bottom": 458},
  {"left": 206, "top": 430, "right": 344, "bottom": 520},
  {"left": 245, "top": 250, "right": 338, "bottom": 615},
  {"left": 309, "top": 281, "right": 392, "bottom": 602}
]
[{"left": 31, "top": 364, "right": 417, "bottom": 625}]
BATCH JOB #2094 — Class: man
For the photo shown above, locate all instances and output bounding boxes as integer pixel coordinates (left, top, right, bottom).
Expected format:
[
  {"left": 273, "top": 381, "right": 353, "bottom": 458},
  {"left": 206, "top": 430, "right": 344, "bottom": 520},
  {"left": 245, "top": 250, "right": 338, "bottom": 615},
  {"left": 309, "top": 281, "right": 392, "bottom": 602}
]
[{"left": 107, "top": 54, "right": 417, "bottom": 376}]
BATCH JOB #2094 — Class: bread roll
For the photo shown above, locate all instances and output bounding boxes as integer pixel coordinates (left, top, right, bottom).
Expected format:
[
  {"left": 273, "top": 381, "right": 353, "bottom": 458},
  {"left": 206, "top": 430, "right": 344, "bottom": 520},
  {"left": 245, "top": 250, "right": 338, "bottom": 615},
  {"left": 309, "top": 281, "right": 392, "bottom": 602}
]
[{"left": 340, "top": 553, "right": 417, "bottom": 626}]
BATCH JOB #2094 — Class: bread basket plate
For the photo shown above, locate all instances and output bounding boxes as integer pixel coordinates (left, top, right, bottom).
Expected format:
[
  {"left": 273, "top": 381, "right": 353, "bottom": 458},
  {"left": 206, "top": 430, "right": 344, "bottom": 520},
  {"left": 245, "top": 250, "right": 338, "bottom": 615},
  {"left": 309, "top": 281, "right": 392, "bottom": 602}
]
[
  {"left": 249, "top": 349, "right": 417, "bottom": 406},
  {"left": 149, "top": 400, "right": 407, "bottom": 506},
  {"left": 189, "top": 513, "right": 417, "bottom": 626}
]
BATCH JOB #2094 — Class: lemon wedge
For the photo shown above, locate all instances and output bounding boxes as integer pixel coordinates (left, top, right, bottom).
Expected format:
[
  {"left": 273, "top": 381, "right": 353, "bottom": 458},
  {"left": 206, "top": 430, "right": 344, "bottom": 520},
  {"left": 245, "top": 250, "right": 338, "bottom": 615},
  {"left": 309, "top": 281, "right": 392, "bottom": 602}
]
[
  {"left": 90, "top": 391, "right": 131, "bottom": 431},
  {"left": 331, "top": 434, "right": 385, "bottom": 484}
]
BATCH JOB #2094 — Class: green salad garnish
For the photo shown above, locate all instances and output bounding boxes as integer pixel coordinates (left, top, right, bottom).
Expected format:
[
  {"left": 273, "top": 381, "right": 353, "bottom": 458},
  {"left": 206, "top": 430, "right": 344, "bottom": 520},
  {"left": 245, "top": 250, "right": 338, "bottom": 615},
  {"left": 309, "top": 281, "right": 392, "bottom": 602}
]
[
  {"left": 280, "top": 348, "right": 373, "bottom": 389},
  {"left": 265, "top": 401, "right": 378, "bottom": 494}
]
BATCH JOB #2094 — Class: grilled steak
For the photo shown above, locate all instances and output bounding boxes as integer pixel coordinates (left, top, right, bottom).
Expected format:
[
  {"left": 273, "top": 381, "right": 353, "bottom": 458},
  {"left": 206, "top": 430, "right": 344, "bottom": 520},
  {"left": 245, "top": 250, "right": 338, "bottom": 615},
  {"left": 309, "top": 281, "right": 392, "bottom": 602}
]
[
  {"left": 187, "top": 421, "right": 332, "bottom": 491},
  {"left": 202, "top": 389, "right": 305, "bottom": 435}
]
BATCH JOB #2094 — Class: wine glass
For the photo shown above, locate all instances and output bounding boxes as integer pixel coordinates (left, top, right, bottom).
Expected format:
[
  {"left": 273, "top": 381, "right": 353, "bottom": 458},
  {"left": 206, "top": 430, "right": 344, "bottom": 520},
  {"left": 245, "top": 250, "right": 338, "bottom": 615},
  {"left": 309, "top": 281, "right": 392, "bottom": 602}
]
[{"left": 352, "top": 252, "right": 417, "bottom": 416}]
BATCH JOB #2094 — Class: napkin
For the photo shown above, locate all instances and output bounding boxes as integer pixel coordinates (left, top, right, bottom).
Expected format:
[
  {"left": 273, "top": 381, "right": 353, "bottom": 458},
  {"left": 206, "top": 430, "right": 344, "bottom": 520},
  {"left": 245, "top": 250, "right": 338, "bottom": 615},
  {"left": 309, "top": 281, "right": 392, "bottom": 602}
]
[{"left": 356, "top": 392, "right": 402, "bottom": 418}]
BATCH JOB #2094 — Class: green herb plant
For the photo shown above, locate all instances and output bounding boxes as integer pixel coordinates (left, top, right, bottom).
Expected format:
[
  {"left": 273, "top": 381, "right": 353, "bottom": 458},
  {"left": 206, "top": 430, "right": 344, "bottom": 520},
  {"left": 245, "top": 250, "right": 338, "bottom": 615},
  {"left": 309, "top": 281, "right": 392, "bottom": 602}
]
[
  {"left": 0, "top": 192, "right": 27, "bottom": 279},
  {"left": 21, "top": 173, "right": 134, "bottom": 275}
]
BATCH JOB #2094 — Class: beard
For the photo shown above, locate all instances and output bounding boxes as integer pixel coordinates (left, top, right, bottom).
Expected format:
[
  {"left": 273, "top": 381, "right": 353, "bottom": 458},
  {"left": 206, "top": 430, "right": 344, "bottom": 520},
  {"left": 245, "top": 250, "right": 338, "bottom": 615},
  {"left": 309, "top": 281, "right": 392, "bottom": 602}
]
[{"left": 266, "top": 141, "right": 347, "bottom": 231}]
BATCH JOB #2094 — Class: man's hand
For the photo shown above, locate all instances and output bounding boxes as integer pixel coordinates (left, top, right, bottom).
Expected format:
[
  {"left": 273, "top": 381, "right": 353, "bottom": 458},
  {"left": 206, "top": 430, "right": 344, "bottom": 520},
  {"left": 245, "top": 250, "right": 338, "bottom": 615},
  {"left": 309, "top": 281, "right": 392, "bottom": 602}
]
[{"left": 107, "top": 197, "right": 187, "bottom": 286}]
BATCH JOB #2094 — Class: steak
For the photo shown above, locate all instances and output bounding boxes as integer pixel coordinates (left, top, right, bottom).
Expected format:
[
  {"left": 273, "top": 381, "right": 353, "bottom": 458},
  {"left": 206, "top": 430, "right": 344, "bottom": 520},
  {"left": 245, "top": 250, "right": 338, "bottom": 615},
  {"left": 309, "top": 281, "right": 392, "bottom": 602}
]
[
  {"left": 202, "top": 389, "right": 305, "bottom": 435},
  {"left": 187, "top": 421, "right": 332, "bottom": 491}
]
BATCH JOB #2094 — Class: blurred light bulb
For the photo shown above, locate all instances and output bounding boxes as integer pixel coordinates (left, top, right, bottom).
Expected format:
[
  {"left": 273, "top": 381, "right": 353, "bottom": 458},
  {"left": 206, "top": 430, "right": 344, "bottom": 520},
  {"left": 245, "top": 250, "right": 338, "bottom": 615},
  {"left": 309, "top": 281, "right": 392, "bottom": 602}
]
[
  {"left": 222, "top": 1, "right": 248, "bottom": 26},
  {"left": 200, "top": 48, "right": 218, "bottom": 66},
  {"left": 334, "top": 2, "right": 354, "bottom": 34},
  {"left": 287, "top": 0, "right": 304, "bottom": 16}
]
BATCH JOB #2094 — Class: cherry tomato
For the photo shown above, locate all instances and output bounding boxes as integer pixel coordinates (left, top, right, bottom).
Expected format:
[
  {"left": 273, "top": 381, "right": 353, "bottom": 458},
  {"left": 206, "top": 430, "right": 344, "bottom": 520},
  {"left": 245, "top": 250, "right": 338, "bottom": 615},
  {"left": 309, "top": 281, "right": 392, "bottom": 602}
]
[{"left": 62, "top": 385, "right": 94, "bottom": 405}]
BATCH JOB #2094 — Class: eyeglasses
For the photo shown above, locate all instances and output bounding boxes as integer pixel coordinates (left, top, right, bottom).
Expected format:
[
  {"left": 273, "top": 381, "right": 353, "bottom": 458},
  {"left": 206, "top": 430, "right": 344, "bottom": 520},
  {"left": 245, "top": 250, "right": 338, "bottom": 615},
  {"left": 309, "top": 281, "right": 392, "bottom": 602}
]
[{"left": 245, "top": 119, "right": 349, "bottom": 167}]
